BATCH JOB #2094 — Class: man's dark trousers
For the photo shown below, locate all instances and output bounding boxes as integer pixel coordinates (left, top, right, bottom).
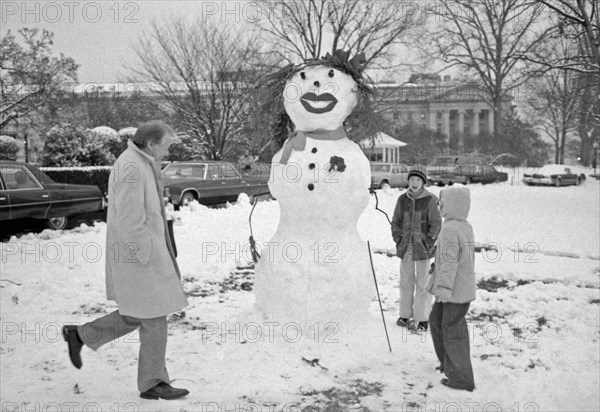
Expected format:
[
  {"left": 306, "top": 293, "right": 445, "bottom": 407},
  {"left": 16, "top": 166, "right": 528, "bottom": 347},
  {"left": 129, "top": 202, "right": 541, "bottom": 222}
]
[{"left": 429, "top": 301, "right": 475, "bottom": 390}]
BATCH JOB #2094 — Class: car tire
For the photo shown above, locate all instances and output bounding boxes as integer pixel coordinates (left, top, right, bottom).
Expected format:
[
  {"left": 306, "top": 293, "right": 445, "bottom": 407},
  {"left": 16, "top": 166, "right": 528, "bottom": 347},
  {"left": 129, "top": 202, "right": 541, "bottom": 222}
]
[
  {"left": 181, "top": 191, "right": 197, "bottom": 206},
  {"left": 46, "top": 216, "right": 70, "bottom": 230},
  {"left": 380, "top": 181, "right": 391, "bottom": 190}
]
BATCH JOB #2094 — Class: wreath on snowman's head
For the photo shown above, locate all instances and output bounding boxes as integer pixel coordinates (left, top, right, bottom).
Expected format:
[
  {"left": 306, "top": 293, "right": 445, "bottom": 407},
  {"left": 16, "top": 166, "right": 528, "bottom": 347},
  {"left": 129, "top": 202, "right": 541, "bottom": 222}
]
[
  {"left": 262, "top": 50, "right": 373, "bottom": 152},
  {"left": 304, "top": 50, "right": 372, "bottom": 95}
]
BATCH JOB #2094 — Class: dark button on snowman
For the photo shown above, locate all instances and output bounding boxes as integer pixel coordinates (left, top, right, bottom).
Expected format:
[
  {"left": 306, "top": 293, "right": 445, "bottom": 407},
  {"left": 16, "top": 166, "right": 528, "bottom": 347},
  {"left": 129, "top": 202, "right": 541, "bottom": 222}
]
[{"left": 253, "top": 51, "right": 375, "bottom": 343}]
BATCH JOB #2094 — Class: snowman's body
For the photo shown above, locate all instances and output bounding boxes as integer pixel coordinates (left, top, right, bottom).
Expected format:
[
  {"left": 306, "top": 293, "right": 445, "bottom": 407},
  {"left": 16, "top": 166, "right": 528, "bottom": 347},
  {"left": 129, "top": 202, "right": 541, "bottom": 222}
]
[{"left": 253, "top": 63, "right": 375, "bottom": 340}]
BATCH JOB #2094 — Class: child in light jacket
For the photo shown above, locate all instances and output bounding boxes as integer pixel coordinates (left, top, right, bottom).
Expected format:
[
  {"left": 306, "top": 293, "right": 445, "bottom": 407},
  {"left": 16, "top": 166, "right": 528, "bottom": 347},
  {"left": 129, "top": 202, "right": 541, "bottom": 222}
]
[
  {"left": 391, "top": 166, "right": 442, "bottom": 332},
  {"left": 427, "top": 186, "right": 476, "bottom": 392}
]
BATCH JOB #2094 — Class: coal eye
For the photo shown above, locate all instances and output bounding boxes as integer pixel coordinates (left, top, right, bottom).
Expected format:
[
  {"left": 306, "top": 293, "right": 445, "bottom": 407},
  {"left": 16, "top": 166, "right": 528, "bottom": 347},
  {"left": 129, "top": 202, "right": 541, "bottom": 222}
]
[
  {"left": 328, "top": 69, "right": 334, "bottom": 77},
  {"left": 300, "top": 72, "right": 306, "bottom": 80}
]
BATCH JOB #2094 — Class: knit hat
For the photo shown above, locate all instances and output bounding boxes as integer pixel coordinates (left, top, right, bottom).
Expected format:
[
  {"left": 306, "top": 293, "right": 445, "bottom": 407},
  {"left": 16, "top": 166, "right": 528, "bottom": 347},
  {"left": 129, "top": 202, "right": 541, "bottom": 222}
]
[{"left": 408, "top": 165, "right": 427, "bottom": 185}]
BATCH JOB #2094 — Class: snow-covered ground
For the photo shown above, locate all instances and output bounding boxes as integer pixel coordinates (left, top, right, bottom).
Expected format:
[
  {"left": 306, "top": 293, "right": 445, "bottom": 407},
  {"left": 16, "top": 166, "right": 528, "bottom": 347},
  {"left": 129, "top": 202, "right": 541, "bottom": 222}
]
[{"left": 1, "top": 174, "right": 599, "bottom": 411}]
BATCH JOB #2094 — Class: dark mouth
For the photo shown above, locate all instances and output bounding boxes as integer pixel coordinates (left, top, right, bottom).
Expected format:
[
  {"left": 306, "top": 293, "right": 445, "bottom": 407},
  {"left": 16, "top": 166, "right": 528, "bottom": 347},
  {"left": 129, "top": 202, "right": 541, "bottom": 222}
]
[{"left": 300, "top": 92, "right": 338, "bottom": 114}]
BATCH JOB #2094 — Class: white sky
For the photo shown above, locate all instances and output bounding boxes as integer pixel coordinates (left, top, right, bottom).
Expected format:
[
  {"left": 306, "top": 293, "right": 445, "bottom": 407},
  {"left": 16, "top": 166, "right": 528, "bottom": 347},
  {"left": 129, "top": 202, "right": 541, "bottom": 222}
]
[
  {"left": 1, "top": 1, "right": 265, "bottom": 83},
  {"left": 1, "top": 0, "right": 441, "bottom": 84}
]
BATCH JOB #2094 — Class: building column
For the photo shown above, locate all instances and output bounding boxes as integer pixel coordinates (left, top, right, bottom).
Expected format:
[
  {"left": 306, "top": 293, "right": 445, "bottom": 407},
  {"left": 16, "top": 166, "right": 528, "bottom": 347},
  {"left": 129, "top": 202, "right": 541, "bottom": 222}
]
[
  {"left": 457, "top": 110, "right": 466, "bottom": 150},
  {"left": 429, "top": 110, "right": 437, "bottom": 131},
  {"left": 487, "top": 109, "right": 494, "bottom": 134},
  {"left": 472, "top": 109, "right": 480, "bottom": 136},
  {"left": 442, "top": 110, "right": 450, "bottom": 145},
  {"left": 457, "top": 110, "right": 465, "bottom": 134}
]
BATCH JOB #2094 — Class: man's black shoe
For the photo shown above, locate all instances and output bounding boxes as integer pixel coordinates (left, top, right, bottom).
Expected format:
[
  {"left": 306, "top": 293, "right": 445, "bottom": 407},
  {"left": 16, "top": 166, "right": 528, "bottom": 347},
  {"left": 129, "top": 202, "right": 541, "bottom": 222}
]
[
  {"left": 441, "top": 378, "right": 474, "bottom": 392},
  {"left": 140, "top": 382, "right": 190, "bottom": 400},
  {"left": 435, "top": 364, "right": 444, "bottom": 373},
  {"left": 417, "top": 321, "right": 428, "bottom": 332},
  {"left": 62, "top": 325, "right": 83, "bottom": 369}
]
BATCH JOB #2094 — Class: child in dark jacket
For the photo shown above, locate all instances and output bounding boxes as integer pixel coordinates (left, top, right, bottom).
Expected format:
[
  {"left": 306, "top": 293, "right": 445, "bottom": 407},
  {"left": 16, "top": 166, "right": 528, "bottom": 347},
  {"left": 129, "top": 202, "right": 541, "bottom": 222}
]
[
  {"left": 391, "top": 166, "right": 442, "bottom": 332},
  {"left": 427, "top": 186, "right": 476, "bottom": 392}
]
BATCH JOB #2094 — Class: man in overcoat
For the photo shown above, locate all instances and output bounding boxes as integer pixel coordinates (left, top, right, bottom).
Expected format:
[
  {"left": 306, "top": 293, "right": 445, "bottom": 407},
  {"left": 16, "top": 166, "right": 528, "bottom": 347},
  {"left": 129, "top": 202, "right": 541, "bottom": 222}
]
[{"left": 62, "top": 120, "right": 189, "bottom": 400}]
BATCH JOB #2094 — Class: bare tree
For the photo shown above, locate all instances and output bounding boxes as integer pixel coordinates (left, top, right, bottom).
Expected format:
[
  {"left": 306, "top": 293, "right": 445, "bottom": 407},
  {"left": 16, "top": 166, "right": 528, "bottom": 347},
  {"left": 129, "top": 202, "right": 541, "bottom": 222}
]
[
  {"left": 128, "top": 17, "right": 263, "bottom": 160},
  {"left": 422, "top": 0, "right": 552, "bottom": 136},
  {"left": 536, "top": 0, "right": 599, "bottom": 78},
  {"left": 526, "top": 37, "right": 581, "bottom": 164},
  {"left": 535, "top": 0, "right": 599, "bottom": 166},
  {"left": 256, "top": 0, "right": 422, "bottom": 68},
  {"left": 0, "top": 28, "right": 78, "bottom": 131}
]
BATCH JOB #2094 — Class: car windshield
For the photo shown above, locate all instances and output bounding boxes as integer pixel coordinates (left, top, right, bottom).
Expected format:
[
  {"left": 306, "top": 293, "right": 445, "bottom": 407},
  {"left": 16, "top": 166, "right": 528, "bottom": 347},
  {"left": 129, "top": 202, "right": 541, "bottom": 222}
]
[
  {"left": 163, "top": 164, "right": 206, "bottom": 178},
  {"left": 27, "top": 166, "right": 55, "bottom": 184},
  {"left": 221, "top": 164, "right": 240, "bottom": 178},
  {"left": 371, "top": 164, "right": 390, "bottom": 172}
]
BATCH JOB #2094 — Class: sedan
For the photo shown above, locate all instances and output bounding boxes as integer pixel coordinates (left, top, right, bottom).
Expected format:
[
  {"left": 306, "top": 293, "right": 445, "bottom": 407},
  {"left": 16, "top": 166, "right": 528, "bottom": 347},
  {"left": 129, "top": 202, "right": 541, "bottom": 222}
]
[
  {"left": 0, "top": 162, "right": 107, "bottom": 230},
  {"left": 429, "top": 164, "right": 508, "bottom": 186},
  {"left": 162, "top": 161, "right": 271, "bottom": 207},
  {"left": 523, "top": 165, "right": 586, "bottom": 187}
]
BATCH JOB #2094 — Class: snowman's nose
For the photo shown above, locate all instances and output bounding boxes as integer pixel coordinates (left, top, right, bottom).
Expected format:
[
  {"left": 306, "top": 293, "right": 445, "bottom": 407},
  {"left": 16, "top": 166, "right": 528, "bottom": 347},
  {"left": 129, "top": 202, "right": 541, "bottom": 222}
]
[{"left": 313, "top": 81, "right": 320, "bottom": 87}]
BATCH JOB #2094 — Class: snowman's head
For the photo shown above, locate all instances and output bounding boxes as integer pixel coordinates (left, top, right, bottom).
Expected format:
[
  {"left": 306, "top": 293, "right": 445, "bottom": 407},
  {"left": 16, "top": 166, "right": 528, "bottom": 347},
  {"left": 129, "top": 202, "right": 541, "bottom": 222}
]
[
  {"left": 283, "top": 65, "right": 358, "bottom": 132},
  {"left": 265, "top": 50, "right": 371, "bottom": 149}
]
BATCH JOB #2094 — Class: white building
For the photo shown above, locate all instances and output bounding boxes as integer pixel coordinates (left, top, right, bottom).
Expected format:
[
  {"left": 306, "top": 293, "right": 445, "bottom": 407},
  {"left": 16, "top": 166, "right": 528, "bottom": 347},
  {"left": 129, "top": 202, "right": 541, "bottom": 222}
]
[{"left": 378, "top": 78, "right": 512, "bottom": 151}]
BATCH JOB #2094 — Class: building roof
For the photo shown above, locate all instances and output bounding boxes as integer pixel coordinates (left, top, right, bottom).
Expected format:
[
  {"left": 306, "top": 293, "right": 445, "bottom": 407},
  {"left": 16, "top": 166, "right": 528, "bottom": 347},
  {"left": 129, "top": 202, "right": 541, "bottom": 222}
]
[
  {"left": 360, "top": 132, "right": 407, "bottom": 149},
  {"left": 377, "top": 81, "right": 513, "bottom": 104}
]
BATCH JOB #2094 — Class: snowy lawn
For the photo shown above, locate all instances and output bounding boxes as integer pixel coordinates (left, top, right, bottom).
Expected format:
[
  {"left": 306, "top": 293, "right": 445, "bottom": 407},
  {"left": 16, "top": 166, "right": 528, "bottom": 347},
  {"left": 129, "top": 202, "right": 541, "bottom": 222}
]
[{"left": 1, "top": 174, "right": 599, "bottom": 411}]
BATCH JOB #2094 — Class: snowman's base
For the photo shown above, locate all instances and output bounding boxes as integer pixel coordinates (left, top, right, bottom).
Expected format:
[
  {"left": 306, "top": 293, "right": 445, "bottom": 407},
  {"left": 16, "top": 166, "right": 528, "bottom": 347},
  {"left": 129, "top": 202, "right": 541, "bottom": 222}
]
[{"left": 238, "top": 308, "right": 389, "bottom": 370}]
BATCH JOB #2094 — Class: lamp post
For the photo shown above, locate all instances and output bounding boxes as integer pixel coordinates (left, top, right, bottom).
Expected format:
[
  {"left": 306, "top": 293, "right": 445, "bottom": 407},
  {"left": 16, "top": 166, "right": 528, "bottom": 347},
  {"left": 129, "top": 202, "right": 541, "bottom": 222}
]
[
  {"left": 24, "top": 132, "right": 29, "bottom": 163},
  {"left": 593, "top": 141, "right": 598, "bottom": 175}
]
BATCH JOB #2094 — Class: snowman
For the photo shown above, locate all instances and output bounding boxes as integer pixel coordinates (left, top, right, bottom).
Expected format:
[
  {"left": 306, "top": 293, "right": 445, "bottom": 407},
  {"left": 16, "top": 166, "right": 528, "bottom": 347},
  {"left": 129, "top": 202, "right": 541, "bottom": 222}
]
[{"left": 253, "top": 51, "right": 377, "bottom": 345}]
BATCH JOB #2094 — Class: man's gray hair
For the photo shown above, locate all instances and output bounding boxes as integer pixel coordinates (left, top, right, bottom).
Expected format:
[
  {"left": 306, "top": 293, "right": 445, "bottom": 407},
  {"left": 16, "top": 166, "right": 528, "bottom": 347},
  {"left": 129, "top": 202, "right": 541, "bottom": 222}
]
[{"left": 132, "top": 120, "right": 175, "bottom": 148}]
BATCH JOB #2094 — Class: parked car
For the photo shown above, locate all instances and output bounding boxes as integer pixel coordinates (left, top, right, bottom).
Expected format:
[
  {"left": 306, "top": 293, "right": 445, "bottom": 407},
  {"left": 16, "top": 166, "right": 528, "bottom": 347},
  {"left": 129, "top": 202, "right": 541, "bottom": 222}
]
[
  {"left": 0, "top": 161, "right": 107, "bottom": 230},
  {"left": 428, "top": 165, "right": 468, "bottom": 186},
  {"left": 162, "top": 161, "right": 271, "bottom": 207},
  {"left": 429, "top": 164, "right": 508, "bottom": 186},
  {"left": 523, "top": 164, "right": 586, "bottom": 187},
  {"left": 426, "top": 155, "right": 487, "bottom": 176},
  {"left": 370, "top": 162, "right": 410, "bottom": 189}
]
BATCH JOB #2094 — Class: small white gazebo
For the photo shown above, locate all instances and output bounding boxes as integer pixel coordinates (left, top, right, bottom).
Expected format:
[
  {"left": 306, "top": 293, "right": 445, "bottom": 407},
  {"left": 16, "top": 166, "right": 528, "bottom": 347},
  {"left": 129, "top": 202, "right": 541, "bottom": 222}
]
[{"left": 360, "top": 132, "right": 407, "bottom": 163}]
